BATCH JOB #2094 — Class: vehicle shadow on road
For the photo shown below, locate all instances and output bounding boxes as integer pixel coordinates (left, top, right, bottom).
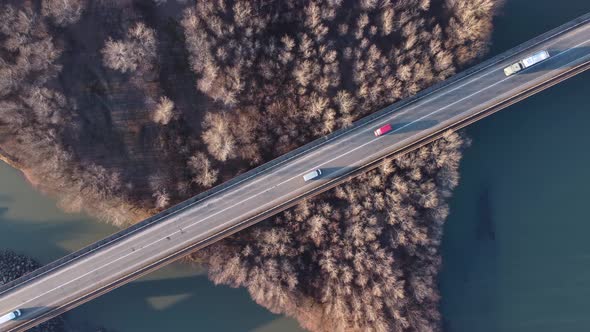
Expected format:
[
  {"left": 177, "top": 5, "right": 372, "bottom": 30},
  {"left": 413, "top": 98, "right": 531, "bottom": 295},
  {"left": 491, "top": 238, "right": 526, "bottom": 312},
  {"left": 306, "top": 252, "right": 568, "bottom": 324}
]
[
  {"left": 389, "top": 119, "right": 439, "bottom": 135},
  {"left": 316, "top": 166, "right": 356, "bottom": 180},
  {"left": 13, "top": 307, "right": 46, "bottom": 320}
]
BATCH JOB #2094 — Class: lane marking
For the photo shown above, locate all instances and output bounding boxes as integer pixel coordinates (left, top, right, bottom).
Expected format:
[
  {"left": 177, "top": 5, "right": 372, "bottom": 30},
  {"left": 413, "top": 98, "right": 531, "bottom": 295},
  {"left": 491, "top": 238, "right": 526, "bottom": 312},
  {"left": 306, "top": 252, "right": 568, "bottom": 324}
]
[{"left": 13, "top": 37, "right": 590, "bottom": 312}]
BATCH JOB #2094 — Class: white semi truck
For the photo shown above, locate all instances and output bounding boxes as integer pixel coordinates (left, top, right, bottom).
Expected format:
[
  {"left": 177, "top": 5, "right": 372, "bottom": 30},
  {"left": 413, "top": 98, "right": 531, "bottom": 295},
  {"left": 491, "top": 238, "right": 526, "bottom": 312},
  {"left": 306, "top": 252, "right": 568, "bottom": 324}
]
[
  {"left": 0, "top": 310, "right": 21, "bottom": 325},
  {"left": 503, "top": 50, "right": 550, "bottom": 76}
]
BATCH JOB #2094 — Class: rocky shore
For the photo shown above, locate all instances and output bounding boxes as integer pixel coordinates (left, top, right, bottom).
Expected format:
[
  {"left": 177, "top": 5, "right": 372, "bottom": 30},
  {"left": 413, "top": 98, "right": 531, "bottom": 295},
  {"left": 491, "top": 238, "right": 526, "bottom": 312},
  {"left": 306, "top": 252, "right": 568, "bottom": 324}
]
[{"left": 0, "top": 250, "right": 65, "bottom": 332}]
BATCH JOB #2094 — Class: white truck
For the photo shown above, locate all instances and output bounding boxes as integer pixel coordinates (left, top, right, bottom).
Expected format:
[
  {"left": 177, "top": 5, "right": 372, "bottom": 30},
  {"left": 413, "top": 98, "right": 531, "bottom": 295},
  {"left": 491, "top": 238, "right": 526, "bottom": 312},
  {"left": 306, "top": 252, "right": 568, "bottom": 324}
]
[
  {"left": 503, "top": 50, "right": 550, "bottom": 76},
  {"left": 0, "top": 310, "right": 21, "bottom": 325}
]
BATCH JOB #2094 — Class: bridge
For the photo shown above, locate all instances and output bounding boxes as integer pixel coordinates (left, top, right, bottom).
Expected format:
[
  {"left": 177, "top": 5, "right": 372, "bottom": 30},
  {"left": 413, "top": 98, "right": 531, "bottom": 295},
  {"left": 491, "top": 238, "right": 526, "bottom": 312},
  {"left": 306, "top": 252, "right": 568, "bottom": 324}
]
[{"left": 1, "top": 12, "right": 590, "bottom": 332}]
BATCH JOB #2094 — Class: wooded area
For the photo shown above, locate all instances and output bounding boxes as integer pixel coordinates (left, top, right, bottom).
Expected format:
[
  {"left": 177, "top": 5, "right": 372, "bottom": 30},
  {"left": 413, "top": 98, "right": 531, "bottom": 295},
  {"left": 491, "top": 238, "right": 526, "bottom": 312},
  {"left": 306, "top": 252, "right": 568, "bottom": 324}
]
[{"left": 0, "top": 0, "right": 498, "bottom": 330}]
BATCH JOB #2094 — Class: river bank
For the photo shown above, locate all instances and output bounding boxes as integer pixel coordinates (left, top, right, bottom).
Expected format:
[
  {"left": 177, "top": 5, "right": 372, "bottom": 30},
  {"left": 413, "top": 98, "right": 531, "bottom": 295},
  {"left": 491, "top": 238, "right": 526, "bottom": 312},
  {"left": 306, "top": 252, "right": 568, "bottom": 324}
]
[
  {"left": 0, "top": 250, "right": 65, "bottom": 331},
  {"left": 0, "top": 161, "right": 301, "bottom": 331}
]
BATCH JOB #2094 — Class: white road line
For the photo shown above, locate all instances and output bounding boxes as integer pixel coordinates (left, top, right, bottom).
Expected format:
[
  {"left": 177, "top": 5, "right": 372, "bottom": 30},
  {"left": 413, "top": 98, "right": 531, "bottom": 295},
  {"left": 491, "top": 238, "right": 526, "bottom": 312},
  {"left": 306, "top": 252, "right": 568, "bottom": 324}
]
[{"left": 15, "top": 36, "right": 590, "bottom": 310}]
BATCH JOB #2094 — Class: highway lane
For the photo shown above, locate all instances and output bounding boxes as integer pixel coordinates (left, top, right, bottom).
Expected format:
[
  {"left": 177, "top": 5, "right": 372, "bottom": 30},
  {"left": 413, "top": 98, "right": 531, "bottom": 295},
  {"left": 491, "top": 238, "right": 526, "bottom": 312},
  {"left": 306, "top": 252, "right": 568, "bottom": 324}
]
[{"left": 1, "top": 13, "right": 590, "bottom": 331}]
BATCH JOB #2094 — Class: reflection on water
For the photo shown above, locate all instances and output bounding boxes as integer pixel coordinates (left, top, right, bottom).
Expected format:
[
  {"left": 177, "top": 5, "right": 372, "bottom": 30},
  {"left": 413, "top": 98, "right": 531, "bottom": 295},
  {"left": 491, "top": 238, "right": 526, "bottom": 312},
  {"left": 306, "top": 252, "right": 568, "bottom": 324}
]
[
  {"left": 0, "top": 161, "right": 301, "bottom": 331},
  {"left": 440, "top": 1, "right": 590, "bottom": 331},
  {"left": 69, "top": 274, "right": 282, "bottom": 332}
]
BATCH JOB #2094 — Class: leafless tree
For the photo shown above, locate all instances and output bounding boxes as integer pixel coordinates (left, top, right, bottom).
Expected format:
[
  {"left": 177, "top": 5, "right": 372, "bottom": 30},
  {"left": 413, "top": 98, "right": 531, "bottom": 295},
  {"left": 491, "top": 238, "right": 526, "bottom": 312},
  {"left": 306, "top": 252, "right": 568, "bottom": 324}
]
[
  {"left": 187, "top": 152, "right": 218, "bottom": 188},
  {"left": 101, "top": 22, "right": 157, "bottom": 73},
  {"left": 42, "top": 0, "right": 87, "bottom": 26},
  {"left": 201, "top": 112, "right": 237, "bottom": 162},
  {"left": 153, "top": 189, "right": 170, "bottom": 209},
  {"left": 152, "top": 96, "right": 175, "bottom": 125}
]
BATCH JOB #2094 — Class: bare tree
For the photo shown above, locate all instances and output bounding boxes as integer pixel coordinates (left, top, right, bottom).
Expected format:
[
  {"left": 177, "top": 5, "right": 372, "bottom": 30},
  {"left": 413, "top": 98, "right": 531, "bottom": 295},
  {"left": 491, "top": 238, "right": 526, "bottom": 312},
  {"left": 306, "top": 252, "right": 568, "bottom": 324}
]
[
  {"left": 101, "top": 22, "right": 157, "bottom": 73},
  {"left": 152, "top": 96, "right": 175, "bottom": 125},
  {"left": 42, "top": 0, "right": 87, "bottom": 26},
  {"left": 153, "top": 189, "right": 170, "bottom": 209},
  {"left": 187, "top": 152, "right": 218, "bottom": 187},
  {"left": 201, "top": 112, "right": 237, "bottom": 162}
]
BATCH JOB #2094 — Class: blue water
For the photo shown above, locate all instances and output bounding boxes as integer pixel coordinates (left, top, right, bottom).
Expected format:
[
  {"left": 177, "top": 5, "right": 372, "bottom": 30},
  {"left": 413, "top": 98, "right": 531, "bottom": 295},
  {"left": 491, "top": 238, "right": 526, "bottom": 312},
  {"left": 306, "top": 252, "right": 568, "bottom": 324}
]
[{"left": 440, "top": 2, "right": 590, "bottom": 331}]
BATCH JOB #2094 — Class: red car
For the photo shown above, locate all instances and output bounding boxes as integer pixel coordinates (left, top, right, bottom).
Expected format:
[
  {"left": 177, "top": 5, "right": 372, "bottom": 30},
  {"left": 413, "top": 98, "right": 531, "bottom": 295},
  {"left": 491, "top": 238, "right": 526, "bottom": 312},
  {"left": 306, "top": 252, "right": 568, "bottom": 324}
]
[{"left": 374, "top": 124, "right": 393, "bottom": 137}]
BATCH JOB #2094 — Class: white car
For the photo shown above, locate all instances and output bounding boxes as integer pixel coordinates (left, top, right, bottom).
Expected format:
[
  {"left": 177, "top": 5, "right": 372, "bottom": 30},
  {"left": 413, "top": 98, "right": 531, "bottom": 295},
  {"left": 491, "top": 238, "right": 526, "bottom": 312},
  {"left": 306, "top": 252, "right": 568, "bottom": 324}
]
[
  {"left": 303, "top": 169, "right": 322, "bottom": 182},
  {"left": 0, "top": 309, "right": 22, "bottom": 325}
]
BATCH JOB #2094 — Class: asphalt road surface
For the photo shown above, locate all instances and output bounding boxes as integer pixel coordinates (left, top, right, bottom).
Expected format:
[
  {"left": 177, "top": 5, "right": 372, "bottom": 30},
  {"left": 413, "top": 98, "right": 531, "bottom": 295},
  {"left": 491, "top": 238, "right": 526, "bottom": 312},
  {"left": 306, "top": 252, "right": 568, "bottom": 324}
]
[{"left": 1, "top": 13, "right": 590, "bottom": 332}]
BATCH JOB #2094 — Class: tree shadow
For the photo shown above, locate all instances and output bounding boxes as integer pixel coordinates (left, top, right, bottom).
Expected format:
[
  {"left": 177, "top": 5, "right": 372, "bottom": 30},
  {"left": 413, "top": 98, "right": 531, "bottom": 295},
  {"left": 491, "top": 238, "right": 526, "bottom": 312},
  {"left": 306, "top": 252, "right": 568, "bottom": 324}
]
[
  {"left": 439, "top": 180, "right": 501, "bottom": 332},
  {"left": 476, "top": 185, "right": 495, "bottom": 241}
]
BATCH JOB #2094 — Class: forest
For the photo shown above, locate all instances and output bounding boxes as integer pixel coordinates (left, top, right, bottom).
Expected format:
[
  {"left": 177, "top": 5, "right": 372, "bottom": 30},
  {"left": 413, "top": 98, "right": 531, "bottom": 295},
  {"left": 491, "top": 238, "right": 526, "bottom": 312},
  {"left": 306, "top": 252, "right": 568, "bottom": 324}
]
[{"left": 0, "top": 0, "right": 499, "bottom": 331}]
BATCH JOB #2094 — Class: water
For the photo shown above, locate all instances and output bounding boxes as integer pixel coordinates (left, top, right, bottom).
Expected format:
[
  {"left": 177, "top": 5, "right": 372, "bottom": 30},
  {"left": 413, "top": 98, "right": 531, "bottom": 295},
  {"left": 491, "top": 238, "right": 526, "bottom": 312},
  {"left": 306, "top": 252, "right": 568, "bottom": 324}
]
[
  {"left": 439, "top": 1, "right": 590, "bottom": 331},
  {"left": 0, "top": 162, "right": 115, "bottom": 263}
]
